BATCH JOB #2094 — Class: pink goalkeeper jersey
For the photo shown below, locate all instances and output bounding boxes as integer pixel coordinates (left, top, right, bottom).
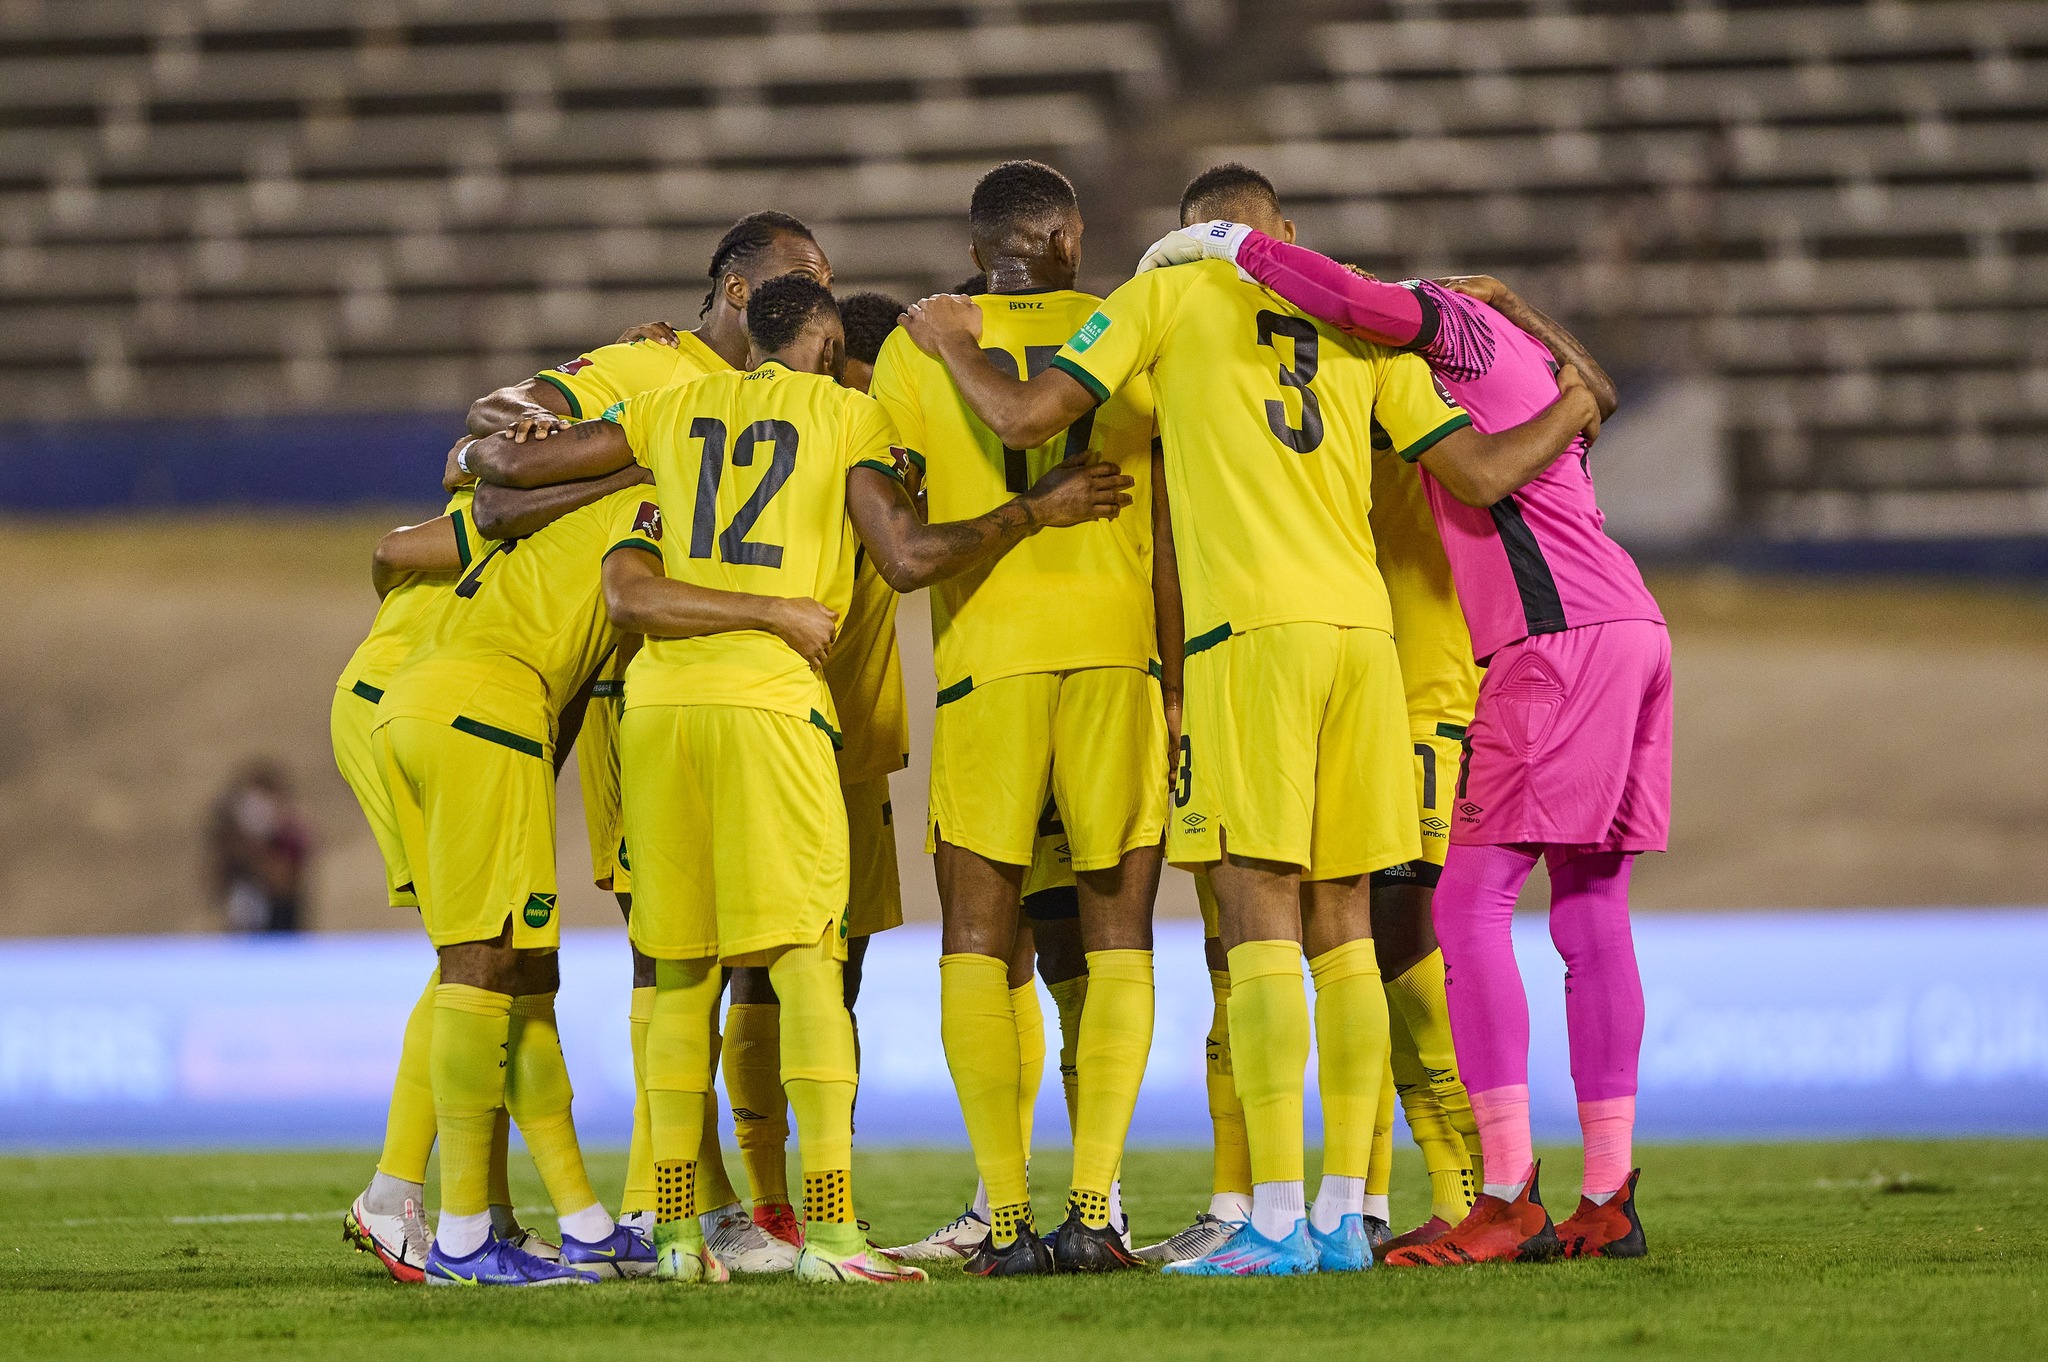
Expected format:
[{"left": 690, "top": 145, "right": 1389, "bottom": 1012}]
[{"left": 1234, "top": 233, "right": 1663, "bottom": 662}]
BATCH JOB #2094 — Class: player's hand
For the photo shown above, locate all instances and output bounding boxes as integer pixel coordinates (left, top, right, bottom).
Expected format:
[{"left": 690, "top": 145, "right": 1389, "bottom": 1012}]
[
  {"left": 767, "top": 597, "right": 838, "bottom": 670},
  {"left": 1135, "top": 228, "right": 1209, "bottom": 274},
  {"left": 506, "top": 411, "right": 574, "bottom": 443},
  {"left": 899, "top": 294, "right": 983, "bottom": 356},
  {"left": 616, "top": 320, "right": 679, "bottom": 347},
  {"left": 1021, "top": 453, "right": 1134, "bottom": 529},
  {"left": 1556, "top": 363, "right": 1602, "bottom": 444},
  {"left": 442, "top": 435, "right": 478, "bottom": 490},
  {"left": 1436, "top": 274, "right": 1509, "bottom": 305}
]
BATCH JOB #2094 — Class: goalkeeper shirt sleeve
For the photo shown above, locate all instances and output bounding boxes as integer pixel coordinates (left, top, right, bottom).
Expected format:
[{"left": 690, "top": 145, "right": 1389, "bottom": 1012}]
[{"left": 1232, "top": 231, "right": 1432, "bottom": 350}]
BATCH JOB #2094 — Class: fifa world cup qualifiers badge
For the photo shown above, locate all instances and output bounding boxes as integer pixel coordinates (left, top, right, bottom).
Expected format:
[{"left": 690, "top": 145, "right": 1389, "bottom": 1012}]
[{"left": 1067, "top": 311, "right": 1111, "bottom": 353}]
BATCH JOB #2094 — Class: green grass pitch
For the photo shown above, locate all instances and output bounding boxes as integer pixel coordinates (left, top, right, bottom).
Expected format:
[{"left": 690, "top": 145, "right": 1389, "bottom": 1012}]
[{"left": 2, "top": 1141, "right": 2043, "bottom": 1360}]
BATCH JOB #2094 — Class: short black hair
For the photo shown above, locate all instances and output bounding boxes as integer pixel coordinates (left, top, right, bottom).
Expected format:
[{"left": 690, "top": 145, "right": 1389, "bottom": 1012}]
[
  {"left": 952, "top": 272, "right": 988, "bottom": 296},
  {"left": 1179, "top": 162, "right": 1280, "bottom": 227},
  {"left": 701, "top": 210, "right": 816, "bottom": 316},
  {"left": 838, "top": 291, "right": 902, "bottom": 366},
  {"left": 968, "top": 160, "right": 1078, "bottom": 254},
  {"left": 745, "top": 273, "right": 838, "bottom": 355}
]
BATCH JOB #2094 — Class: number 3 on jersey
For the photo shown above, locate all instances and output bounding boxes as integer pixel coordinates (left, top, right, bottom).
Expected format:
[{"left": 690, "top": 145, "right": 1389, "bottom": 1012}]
[
  {"left": 689, "top": 416, "right": 796, "bottom": 567},
  {"left": 1256, "top": 311, "right": 1323, "bottom": 454}
]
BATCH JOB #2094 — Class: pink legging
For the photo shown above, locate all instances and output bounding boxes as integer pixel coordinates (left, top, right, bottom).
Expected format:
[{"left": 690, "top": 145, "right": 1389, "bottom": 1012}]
[{"left": 1433, "top": 844, "right": 1644, "bottom": 1195}]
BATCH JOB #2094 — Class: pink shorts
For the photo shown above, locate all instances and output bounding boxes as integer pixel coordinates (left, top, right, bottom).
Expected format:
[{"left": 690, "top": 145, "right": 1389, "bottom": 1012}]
[{"left": 1452, "top": 618, "right": 1671, "bottom": 856}]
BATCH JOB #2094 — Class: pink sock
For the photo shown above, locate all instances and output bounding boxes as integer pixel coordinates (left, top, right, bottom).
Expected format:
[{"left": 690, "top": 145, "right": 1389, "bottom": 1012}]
[
  {"left": 1577, "top": 1097, "right": 1636, "bottom": 1201},
  {"left": 1469, "top": 1085, "right": 1534, "bottom": 1196},
  {"left": 1548, "top": 851, "right": 1644, "bottom": 1199},
  {"left": 1433, "top": 843, "right": 1540, "bottom": 1191}
]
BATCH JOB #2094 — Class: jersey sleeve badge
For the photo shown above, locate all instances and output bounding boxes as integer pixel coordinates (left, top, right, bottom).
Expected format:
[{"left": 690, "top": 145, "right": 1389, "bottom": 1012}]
[
  {"left": 633, "top": 501, "right": 663, "bottom": 540},
  {"left": 556, "top": 357, "right": 594, "bottom": 375}
]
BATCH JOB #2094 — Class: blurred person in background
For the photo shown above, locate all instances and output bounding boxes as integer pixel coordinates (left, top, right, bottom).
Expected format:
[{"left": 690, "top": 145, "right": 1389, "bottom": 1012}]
[{"left": 208, "top": 761, "right": 314, "bottom": 934}]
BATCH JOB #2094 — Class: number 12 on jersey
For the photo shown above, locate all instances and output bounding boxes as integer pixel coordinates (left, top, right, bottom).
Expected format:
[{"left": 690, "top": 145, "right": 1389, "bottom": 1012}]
[{"left": 689, "top": 416, "right": 796, "bottom": 567}]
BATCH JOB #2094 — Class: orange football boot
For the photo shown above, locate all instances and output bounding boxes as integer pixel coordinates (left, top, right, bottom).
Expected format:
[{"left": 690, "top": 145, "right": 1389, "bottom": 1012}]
[
  {"left": 1383, "top": 1162, "right": 1562, "bottom": 1267},
  {"left": 1555, "top": 1168, "right": 1646, "bottom": 1259}
]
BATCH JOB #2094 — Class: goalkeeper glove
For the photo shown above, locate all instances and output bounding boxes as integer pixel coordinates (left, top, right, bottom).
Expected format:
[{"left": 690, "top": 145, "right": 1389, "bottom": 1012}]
[{"left": 1135, "top": 220, "right": 1258, "bottom": 278}]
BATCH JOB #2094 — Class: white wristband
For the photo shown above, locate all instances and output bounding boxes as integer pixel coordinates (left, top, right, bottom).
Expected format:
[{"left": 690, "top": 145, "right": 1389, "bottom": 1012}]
[{"left": 456, "top": 439, "right": 477, "bottom": 475}]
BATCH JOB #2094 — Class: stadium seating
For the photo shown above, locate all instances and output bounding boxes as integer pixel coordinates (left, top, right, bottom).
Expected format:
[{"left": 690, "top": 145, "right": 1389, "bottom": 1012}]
[
  {"left": 2, "top": 0, "right": 2041, "bottom": 536},
  {"left": 1205, "top": 0, "right": 2048, "bottom": 538}
]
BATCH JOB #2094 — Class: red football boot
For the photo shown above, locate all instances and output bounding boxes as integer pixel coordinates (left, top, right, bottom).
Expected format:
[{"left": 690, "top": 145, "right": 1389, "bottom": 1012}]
[
  {"left": 1383, "top": 1162, "right": 1562, "bottom": 1267},
  {"left": 752, "top": 1201, "right": 805, "bottom": 1249},
  {"left": 1555, "top": 1168, "right": 1646, "bottom": 1259},
  {"left": 1378, "top": 1215, "right": 1454, "bottom": 1255}
]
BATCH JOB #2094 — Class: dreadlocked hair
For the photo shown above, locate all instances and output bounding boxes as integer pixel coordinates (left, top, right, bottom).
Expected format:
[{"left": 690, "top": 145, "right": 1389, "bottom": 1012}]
[
  {"left": 700, "top": 210, "right": 816, "bottom": 317},
  {"left": 745, "top": 273, "right": 839, "bottom": 355}
]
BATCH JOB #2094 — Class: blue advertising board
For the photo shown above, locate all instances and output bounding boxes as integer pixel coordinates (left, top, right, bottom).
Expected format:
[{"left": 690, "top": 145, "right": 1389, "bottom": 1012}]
[{"left": 2, "top": 912, "right": 2044, "bottom": 1149}]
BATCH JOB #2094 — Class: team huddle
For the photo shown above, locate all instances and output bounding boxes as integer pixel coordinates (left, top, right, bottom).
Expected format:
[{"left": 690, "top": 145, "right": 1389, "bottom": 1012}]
[{"left": 330, "top": 158, "right": 1670, "bottom": 1286}]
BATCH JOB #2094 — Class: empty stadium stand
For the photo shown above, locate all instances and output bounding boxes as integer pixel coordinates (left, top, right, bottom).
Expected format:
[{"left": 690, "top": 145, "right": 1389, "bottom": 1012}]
[{"left": 2, "top": 0, "right": 2042, "bottom": 539}]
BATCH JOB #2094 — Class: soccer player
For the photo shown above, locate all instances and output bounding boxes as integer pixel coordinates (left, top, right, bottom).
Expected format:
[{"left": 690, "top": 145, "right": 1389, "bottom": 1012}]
[
  {"left": 335, "top": 456, "right": 649, "bottom": 1282},
  {"left": 461, "top": 274, "right": 1132, "bottom": 1284},
  {"left": 900, "top": 163, "right": 1598, "bottom": 1275},
  {"left": 718, "top": 289, "right": 914, "bottom": 1254},
  {"left": 1153, "top": 221, "right": 1660, "bottom": 1264},
  {"left": 872, "top": 160, "right": 1167, "bottom": 1275},
  {"left": 464, "top": 211, "right": 834, "bottom": 1275},
  {"left": 366, "top": 478, "right": 675, "bottom": 1286}
]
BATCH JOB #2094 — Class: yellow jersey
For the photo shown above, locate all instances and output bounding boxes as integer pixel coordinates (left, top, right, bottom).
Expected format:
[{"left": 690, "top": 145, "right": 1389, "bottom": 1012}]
[
  {"left": 869, "top": 290, "right": 1157, "bottom": 689},
  {"left": 608, "top": 361, "right": 902, "bottom": 738},
  {"left": 336, "top": 489, "right": 479, "bottom": 697},
  {"left": 1050, "top": 259, "right": 1470, "bottom": 647},
  {"left": 374, "top": 488, "right": 652, "bottom": 756},
  {"left": 1369, "top": 424, "right": 1479, "bottom": 728},
  {"left": 533, "top": 330, "right": 732, "bottom": 420},
  {"left": 823, "top": 552, "right": 908, "bottom": 786}
]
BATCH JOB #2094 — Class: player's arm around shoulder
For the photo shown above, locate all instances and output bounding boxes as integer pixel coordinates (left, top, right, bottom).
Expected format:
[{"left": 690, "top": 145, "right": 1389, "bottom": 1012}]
[
  {"left": 899, "top": 292, "right": 1098, "bottom": 450},
  {"left": 371, "top": 514, "right": 464, "bottom": 597},
  {"left": 600, "top": 545, "right": 837, "bottom": 669},
  {"left": 465, "top": 404, "right": 639, "bottom": 489},
  {"left": 1410, "top": 364, "right": 1602, "bottom": 508}
]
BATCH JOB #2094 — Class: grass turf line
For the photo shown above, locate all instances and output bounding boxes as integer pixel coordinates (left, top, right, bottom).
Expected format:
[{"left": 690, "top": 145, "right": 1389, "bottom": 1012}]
[{"left": 0, "top": 1141, "right": 2042, "bottom": 1361}]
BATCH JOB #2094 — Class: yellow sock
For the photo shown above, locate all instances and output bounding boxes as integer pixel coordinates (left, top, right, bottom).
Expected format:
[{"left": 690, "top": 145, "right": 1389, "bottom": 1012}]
[
  {"left": 1307, "top": 939, "right": 1389, "bottom": 1181},
  {"left": 1011, "top": 982, "right": 1045, "bottom": 1158},
  {"left": 1387, "top": 950, "right": 1483, "bottom": 1188},
  {"left": 430, "top": 983, "right": 512, "bottom": 1218},
  {"left": 1206, "top": 968, "right": 1253, "bottom": 1197},
  {"left": 1070, "top": 949, "right": 1153, "bottom": 1214},
  {"left": 646, "top": 958, "right": 719, "bottom": 1227},
  {"left": 506, "top": 992, "right": 601, "bottom": 1221},
  {"left": 940, "top": 953, "right": 1030, "bottom": 1220},
  {"left": 377, "top": 968, "right": 439, "bottom": 1184},
  {"left": 698, "top": 1023, "right": 743, "bottom": 1212},
  {"left": 1366, "top": 1053, "right": 1395, "bottom": 1199},
  {"left": 772, "top": 935, "right": 858, "bottom": 1223},
  {"left": 488, "top": 1108, "right": 512, "bottom": 1210},
  {"left": 726, "top": 1002, "right": 790, "bottom": 1209},
  {"left": 1226, "top": 941, "right": 1310, "bottom": 1187},
  {"left": 1046, "top": 974, "right": 1088, "bottom": 1136},
  {"left": 1389, "top": 995, "right": 1475, "bottom": 1224},
  {"left": 622, "top": 986, "right": 656, "bottom": 1215}
]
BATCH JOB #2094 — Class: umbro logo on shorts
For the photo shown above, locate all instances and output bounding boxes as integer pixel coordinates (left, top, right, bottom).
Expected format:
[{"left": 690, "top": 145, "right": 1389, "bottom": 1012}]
[
  {"left": 522, "top": 893, "right": 556, "bottom": 928},
  {"left": 1421, "top": 817, "right": 1449, "bottom": 832},
  {"left": 1180, "top": 812, "right": 1207, "bottom": 829},
  {"left": 1458, "top": 802, "right": 1484, "bottom": 818}
]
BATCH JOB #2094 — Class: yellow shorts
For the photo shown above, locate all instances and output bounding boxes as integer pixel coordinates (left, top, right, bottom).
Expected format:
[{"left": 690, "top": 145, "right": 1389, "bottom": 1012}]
[
  {"left": 374, "top": 715, "right": 560, "bottom": 950},
  {"left": 1170, "top": 622, "right": 1420, "bottom": 881},
  {"left": 575, "top": 682, "right": 631, "bottom": 894},
  {"left": 332, "top": 683, "right": 415, "bottom": 908},
  {"left": 622, "top": 704, "right": 849, "bottom": 964},
  {"left": 1411, "top": 724, "right": 1466, "bottom": 873},
  {"left": 843, "top": 774, "right": 903, "bottom": 939},
  {"left": 1021, "top": 798, "right": 1076, "bottom": 899},
  {"left": 927, "top": 666, "right": 1167, "bottom": 872}
]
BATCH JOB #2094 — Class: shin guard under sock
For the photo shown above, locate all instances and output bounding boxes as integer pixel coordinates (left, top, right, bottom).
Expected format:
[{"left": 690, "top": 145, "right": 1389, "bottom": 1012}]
[
  {"left": 1069, "top": 949, "right": 1153, "bottom": 1209},
  {"left": 1205, "top": 968, "right": 1253, "bottom": 1198},
  {"left": 1307, "top": 938, "right": 1389, "bottom": 1182},
  {"left": 940, "top": 953, "right": 1030, "bottom": 1211},
  {"left": 430, "top": 984, "right": 512, "bottom": 1221},
  {"left": 377, "top": 968, "right": 439, "bottom": 1185},
  {"left": 1011, "top": 982, "right": 1046, "bottom": 1158},
  {"left": 1226, "top": 940, "right": 1311, "bottom": 1188},
  {"left": 726, "top": 1001, "right": 791, "bottom": 1209}
]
